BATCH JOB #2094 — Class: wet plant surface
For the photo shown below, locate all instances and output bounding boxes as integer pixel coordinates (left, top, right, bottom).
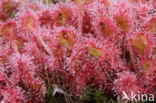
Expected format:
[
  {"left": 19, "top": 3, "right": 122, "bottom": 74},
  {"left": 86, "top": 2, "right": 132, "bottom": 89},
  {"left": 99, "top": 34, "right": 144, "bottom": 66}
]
[{"left": 0, "top": 0, "right": 155, "bottom": 103}]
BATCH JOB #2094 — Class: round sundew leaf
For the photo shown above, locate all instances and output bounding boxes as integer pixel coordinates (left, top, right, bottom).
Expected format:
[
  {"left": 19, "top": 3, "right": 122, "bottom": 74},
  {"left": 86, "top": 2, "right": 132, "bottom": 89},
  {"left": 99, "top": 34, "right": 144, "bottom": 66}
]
[
  {"left": 132, "top": 34, "right": 148, "bottom": 53},
  {"left": 115, "top": 16, "right": 130, "bottom": 32},
  {"left": 88, "top": 45, "right": 103, "bottom": 58},
  {"left": 99, "top": 0, "right": 110, "bottom": 6},
  {"left": 2, "top": 0, "right": 18, "bottom": 18},
  {"left": 143, "top": 61, "right": 151, "bottom": 70},
  {"left": 74, "top": 0, "right": 92, "bottom": 5},
  {"left": 103, "top": 0, "right": 110, "bottom": 6},
  {"left": 22, "top": 14, "right": 36, "bottom": 31},
  {"left": 56, "top": 9, "right": 71, "bottom": 26},
  {"left": 99, "top": 21, "right": 113, "bottom": 37},
  {"left": 16, "top": 37, "right": 25, "bottom": 50},
  {"left": 31, "top": 82, "right": 42, "bottom": 91},
  {"left": 142, "top": 60, "right": 155, "bottom": 74},
  {"left": 58, "top": 31, "right": 76, "bottom": 48},
  {"left": 53, "top": 44, "right": 64, "bottom": 58},
  {"left": 39, "top": 11, "right": 52, "bottom": 27},
  {"left": 147, "top": 18, "right": 156, "bottom": 34},
  {"left": 82, "top": 11, "right": 94, "bottom": 34},
  {"left": 2, "top": 1, "right": 12, "bottom": 12},
  {"left": 1, "top": 22, "right": 16, "bottom": 39}
]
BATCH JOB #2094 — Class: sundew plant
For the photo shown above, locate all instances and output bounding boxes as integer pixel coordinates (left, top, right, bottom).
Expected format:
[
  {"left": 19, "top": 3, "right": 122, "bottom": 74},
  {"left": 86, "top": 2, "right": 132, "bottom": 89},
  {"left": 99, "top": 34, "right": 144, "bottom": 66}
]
[{"left": 0, "top": 0, "right": 155, "bottom": 103}]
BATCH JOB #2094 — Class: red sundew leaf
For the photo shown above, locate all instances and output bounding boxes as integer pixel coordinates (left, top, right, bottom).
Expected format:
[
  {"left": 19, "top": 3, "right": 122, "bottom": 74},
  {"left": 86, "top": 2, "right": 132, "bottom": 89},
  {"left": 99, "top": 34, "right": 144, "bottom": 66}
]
[
  {"left": 82, "top": 11, "right": 94, "bottom": 34},
  {"left": 10, "top": 54, "right": 45, "bottom": 95},
  {"left": 53, "top": 44, "right": 64, "bottom": 58},
  {"left": 73, "top": 0, "right": 93, "bottom": 5},
  {"left": 30, "top": 81, "right": 42, "bottom": 92},
  {"left": 23, "top": 16, "right": 35, "bottom": 30},
  {"left": 1, "top": 21, "right": 19, "bottom": 52},
  {"left": 0, "top": 42, "right": 15, "bottom": 64},
  {"left": 55, "top": 9, "right": 72, "bottom": 26},
  {"left": 98, "top": 0, "right": 110, "bottom": 7},
  {"left": 88, "top": 44, "right": 104, "bottom": 58},
  {"left": 131, "top": 33, "right": 149, "bottom": 53},
  {"left": 0, "top": 12, "right": 8, "bottom": 21},
  {"left": 16, "top": 37, "right": 26, "bottom": 52},
  {"left": 51, "top": 37, "right": 64, "bottom": 59},
  {"left": 141, "top": 59, "right": 156, "bottom": 78},
  {"left": 147, "top": 17, "right": 156, "bottom": 34},
  {"left": 1, "top": 21, "right": 17, "bottom": 40},
  {"left": 39, "top": 10, "right": 53, "bottom": 28},
  {"left": 68, "top": 43, "right": 112, "bottom": 93},
  {"left": 52, "top": 3, "right": 80, "bottom": 29},
  {"left": 53, "top": 29, "right": 77, "bottom": 58},
  {"left": 57, "top": 30, "right": 76, "bottom": 48},
  {"left": 1, "top": 0, "right": 19, "bottom": 18},
  {"left": 141, "top": 59, "right": 155, "bottom": 75},
  {"left": 21, "top": 12, "right": 37, "bottom": 32},
  {"left": 114, "top": 15, "right": 131, "bottom": 33},
  {"left": 70, "top": 40, "right": 105, "bottom": 69},
  {"left": 69, "top": 43, "right": 88, "bottom": 71},
  {"left": 0, "top": 0, "right": 155, "bottom": 101},
  {"left": 99, "top": 18, "right": 116, "bottom": 38}
]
